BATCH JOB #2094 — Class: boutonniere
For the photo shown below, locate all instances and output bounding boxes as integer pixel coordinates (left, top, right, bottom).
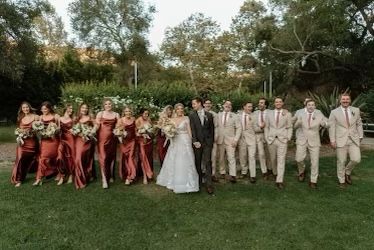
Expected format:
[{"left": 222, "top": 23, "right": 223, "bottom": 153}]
[
  {"left": 312, "top": 116, "right": 315, "bottom": 120},
  {"left": 351, "top": 111, "right": 355, "bottom": 116},
  {"left": 229, "top": 114, "right": 233, "bottom": 118}
]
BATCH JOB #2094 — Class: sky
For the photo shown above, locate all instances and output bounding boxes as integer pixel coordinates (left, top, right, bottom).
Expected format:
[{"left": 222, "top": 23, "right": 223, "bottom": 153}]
[{"left": 49, "top": 0, "right": 246, "bottom": 51}]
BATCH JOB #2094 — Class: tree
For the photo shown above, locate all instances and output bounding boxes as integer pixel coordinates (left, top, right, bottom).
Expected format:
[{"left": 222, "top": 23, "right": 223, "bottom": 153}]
[
  {"left": 69, "top": 0, "right": 156, "bottom": 86},
  {"left": 160, "top": 13, "right": 230, "bottom": 92}
]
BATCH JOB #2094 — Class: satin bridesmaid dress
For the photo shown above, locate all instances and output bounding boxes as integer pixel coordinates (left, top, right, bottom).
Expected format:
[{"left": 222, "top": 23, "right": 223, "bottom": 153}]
[
  {"left": 11, "top": 120, "right": 38, "bottom": 184},
  {"left": 156, "top": 129, "right": 169, "bottom": 166},
  {"left": 58, "top": 120, "right": 75, "bottom": 182},
  {"left": 36, "top": 117, "right": 59, "bottom": 180},
  {"left": 74, "top": 120, "right": 96, "bottom": 189},
  {"left": 118, "top": 120, "right": 137, "bottom": 183},
  {"left": 97, "top": 117, "right": 117, "bottom": 183}
]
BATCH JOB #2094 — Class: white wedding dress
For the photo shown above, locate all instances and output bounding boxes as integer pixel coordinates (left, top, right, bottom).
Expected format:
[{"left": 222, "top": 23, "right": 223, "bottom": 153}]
[{"left": 156, "top": 117, "right": 199, "bottom": 193}]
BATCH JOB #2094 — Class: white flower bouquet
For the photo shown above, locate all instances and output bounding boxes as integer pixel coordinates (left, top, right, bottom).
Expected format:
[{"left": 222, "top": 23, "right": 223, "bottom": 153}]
[
  {"left": 14, "top": 128, "right": 33, "bottom": 146},
  {"left": 113, "top": 126, "right": 128, "bottom": 143}
]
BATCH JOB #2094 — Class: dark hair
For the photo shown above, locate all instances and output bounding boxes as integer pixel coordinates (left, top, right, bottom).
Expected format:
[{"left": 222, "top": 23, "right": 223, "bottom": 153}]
[
  {"left": 242, "top": 102, "right": 253, "bottom": 108},
  {"left": 41, "top": 101, "right": 55, "bottom": 114},
  {"left": 139, "top": 108, "right": 149, "bottom": 115},
  {"left": 258, "top": 97, "right": 268, "bottom": 107},
  {"left": 273, "top": 96, "right": 283, "bottom": 102},
  {"left": 204, "top": 98, "right": 212, "bottom": 103},
  {"left": 192, "top": 97, "right": 204, "bottom": 104},
  {"left": 340, "top": 93, "right": 351, "bottom": 99},
  {"left": 17, "top": 101, "right": 35, "bottom": 126},
  {"left": 63, "top": 103, "right": 74, "bottom": 118}
]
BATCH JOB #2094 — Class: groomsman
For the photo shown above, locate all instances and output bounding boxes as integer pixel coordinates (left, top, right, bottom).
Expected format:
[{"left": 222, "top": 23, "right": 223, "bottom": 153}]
[
  {"left": 238, "top": 102, "right": 257, "bottom": 183},
  {"left": 264, "top": 97, "right": 292, "bottom": 189},
  {"left": 292, "top": 98, "right": 312, "bottom": 141},
  {"left": 204, "top": 99, "right": 219, "bottom": 182},
  {"left": 253, "top": 97, "right": 271, "bottom": 179},
  {"left": 294, "top": 99, "right": 328, "bottom": 188},
  {"left": 329, "top": 93, "right": 363, "bottom": 188},
  {"left": 216, "top": 100, "right": 242, "bottom": 183}
]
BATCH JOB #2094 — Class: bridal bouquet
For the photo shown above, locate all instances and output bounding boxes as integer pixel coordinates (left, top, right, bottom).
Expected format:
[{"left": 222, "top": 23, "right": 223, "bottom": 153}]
[
  {"left": 70, "top": 123, "right": 82, "bottom": 136},
  {"left": 138, "top": 123, "right": 154, "bottom": 142},
  {"left": 14, "top": 128, "right": 33, "bottom": 146},
  {"left": 113, "top": 126, "right": 128, "bottom": 143},
  {"left": 162, "top": 121, "right": 177, "bottom": 138},
  {"left": 32, "top": 121, "right": 59, "bottom": 139},
  {"left": 80, "top": 124, "right": 97, "bottom": 142}
]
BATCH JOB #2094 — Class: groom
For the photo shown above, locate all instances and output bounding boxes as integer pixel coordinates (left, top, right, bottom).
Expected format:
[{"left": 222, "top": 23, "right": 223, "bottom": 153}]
[{"left": 189, "top": 97, "right": 215, "bottom": 194}]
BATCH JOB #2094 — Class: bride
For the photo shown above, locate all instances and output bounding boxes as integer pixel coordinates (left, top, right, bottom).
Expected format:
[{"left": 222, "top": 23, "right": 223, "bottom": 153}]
[{"left": 156, "top": 103, "right": 199, "bottom": 193}]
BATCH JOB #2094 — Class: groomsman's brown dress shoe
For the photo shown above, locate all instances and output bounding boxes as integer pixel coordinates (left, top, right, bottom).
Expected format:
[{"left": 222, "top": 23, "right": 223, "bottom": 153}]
[
  {"left": 206, "top": 186, "right": 214, "bottom": 195},
  {"left": 345, "top": 174, "right": 352, "bottom": 185},
  {"left": 298, "top": 172, "right": 305, "bottom": 182},
  {"left": 262, "top": 173, "right": 268, "bottom": 180},
  {"left": 309, "top": 182, "right": 317, "bottom": 189},
  {"left": 220, "top": 174, "right": 226, "bottom": 179},
  {"left": 230, "top": 176, "right": 237, "bottom": 183},
  {"left": 276, "top": 182, "right": 284, "bottom": 189},
  {"left": 212, "top": 176, "right": 219, "bottom": 183},
  {"left": 249, "top": 177, "right": 256, "bottom": 184},
  {"left": 339, "top": 183, "right": 346, "bottom": 189}
]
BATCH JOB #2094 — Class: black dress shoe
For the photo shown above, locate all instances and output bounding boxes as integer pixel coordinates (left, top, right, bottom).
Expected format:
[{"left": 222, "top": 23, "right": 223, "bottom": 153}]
[
  {"left": 339, "top": 183, "right": 346, "bottom": 189},
  {"left": 211, "top": 176, "right": 219, "bottom": 183},
  {"left": 309, "top": 182, "right": 317, "bottom": 189},
  {"left": 230, "top": 176, "right": 237, "bottom": 183},
  {"left": 345, "top": 174, "right": 352, "bottom": 185},
  {"left": 249, "top": 177, "right": 256, "bottom": 184},
  {"left": 206, "top": 186, "right": 214, "bottom": 195}
]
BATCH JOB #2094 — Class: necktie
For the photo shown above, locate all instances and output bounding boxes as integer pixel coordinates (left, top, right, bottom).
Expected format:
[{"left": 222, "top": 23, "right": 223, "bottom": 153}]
[
  {"left": 261, "top": 111, "right": 264, "bottom": 125},
  {"left": 344, "top": 108, "right": 350, "bottom": 127},
  {"left": 308, "top": 113, "right": 312, "bottom": 128},
  {"left": 223, "top": 112, "right": 228, "bottom": 126},
  {"left": 276, "top": 111, "right": 280, "bottom": 127},
  {"left": 244, "top": 114, "right": 247, "bottom": 128}
]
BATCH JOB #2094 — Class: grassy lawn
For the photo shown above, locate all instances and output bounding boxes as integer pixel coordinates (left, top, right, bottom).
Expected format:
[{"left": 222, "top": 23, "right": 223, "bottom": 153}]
[
  {"left": 0, "top": 125, "right": 15, "bottom": 143},
  {"left": 0, "top": 152, "right": 374, "bottom": 249}
]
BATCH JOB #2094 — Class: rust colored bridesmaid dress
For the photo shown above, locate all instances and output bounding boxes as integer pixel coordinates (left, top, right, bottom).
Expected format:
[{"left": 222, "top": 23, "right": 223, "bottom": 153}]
[
  {"left": 11, "top": 120, "right": 38, "bottom": 184},
  {"left": 118, "top": 121, "right": 137, "bottom": 182},
  {"left": 74, "top": 120, "right": 96, "bottom": 189},
  {"left": 36, "top": 117, "right": 59, "bottom": 180},
  {"left": 137, "top": 134, "right": 153, "bottom": 180},
  {"left": 156, "top": 130, "right": 169, "bottom": 166},
  {"left": 97, "top": 117, "right": 117, "bottom": 182},
  {"left": 57, "top": 120, "right": 75, "bottom": 179}
]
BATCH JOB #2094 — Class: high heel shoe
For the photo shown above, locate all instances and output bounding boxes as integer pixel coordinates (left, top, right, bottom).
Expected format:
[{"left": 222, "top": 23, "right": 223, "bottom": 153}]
[
  {"left": 15, "top": 183, "right": 21, "bottom": 188},
  {"left": 143, "top": 177, "right": 148, "bottom": 185},
  {"left": 102, "top": 181, "right": 108, "bottom": 189},
  {"left": 57, "top": 178, "right": 64, "bottom": 186},
  {"left": 67, "top": 175, "right": 73, "bottom": 184},
  {"left": 109, "top": 178, "right": 114, "bottom": 183},
  {"left": 33, "top": 179, "right": 42, "bottom": 186},
  {"left": 125, "top": 179, "right": 131, "bottom": 185}
]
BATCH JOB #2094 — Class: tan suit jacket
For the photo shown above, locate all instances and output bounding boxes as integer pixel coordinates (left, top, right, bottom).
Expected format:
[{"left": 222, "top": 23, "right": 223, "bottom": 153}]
[
  {"left": 264, "top": 109, "right": 292, "bottom": 144},
  {"left": 238, "top": 112, "right": 256, "bottom": 146},
  {"left": 328, "top": 106, "right": 363, "bottom": 147},
  {"left": 216, "top": 111, "right": 242, "bottom": 145},
  {"left": 294, "top": 111, "right": 328, "bottom": 147}
]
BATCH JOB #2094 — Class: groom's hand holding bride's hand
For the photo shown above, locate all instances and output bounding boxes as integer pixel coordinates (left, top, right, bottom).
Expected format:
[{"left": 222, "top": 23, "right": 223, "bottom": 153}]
[{"left": 193, "top": 142, "right": 201, "bottom": 148}]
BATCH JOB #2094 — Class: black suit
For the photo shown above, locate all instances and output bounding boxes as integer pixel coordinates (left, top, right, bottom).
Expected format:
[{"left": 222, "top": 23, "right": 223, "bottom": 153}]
[{"left": 189, "top": 110, "right": 214, "bottom": 187}]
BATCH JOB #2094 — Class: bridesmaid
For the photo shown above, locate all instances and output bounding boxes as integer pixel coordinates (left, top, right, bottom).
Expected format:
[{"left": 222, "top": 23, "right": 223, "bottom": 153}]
[
  {"left": 57, "top": 104, "right": 75, "bottom": 185},
  {"left": 33, "top": 101, "right": 60, "bottom": 186},
  {"left": 117, "top": 106, "right": 137, "bottom": 185},
  {"left": 96, "top": 98, "right": 119, "bottom": 189},
  {"left": 156, "top": 105, "right": 173, "bottom": 166},
  {"left": 135, "top": 108, "right": 154, "bottom": 184},
  {"left": 74, "top": 103, "right": 96, "bottom": 189},
  {"left": 11, "top": 102, "right": 39, "bottom": 187}
]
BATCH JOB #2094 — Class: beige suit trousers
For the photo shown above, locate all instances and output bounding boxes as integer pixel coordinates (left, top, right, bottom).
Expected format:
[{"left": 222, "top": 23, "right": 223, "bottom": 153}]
[
  {"left": 238, "top": 142, "right": 256, "bottom": 177},
  {"left": 268, "top": 138, "right": 288, "bottom": 183},
  {"left": 336, "top": 138, "right": 361, "bottom": 183},
  {"left": 218, "top": 144, "right": 237, "bottom": 176},
  {"left": 255, "top": 133, "right": 268, "bottom": 174},
  {"left": 295, "top": 144, "right": 320, "bottom": 183}
]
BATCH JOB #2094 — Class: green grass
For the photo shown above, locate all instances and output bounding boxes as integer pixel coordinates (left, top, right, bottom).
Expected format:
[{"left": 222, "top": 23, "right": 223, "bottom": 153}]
[
  {"left": 0, "top": 152, "right": 374, "bottom": 249},
  {"left": 0, "top": 125, "right": 15, "bottom": 143}
]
